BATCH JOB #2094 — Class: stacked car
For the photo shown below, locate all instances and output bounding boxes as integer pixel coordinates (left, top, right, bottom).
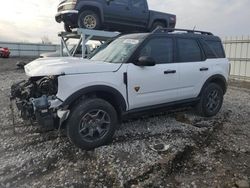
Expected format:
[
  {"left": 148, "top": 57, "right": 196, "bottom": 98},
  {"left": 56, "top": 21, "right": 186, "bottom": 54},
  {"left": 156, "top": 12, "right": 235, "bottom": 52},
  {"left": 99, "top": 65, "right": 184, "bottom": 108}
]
[{"left": 55, "top": 0, "right": 176, "bottom": 32}]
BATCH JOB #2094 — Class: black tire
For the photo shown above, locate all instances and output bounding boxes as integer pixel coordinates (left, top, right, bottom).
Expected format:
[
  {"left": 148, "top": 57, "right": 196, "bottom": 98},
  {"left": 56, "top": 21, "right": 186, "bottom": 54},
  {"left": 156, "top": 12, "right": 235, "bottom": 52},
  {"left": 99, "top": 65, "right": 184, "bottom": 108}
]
[
  {"left": 67, "top": 98, "right": 118, "bottom": 150},
  {"left": 150, "top": 21, "right": 165, "bottom": 31},
  {"left": 196, "top": 83, "right": 224, "bottom": 117},
  {"left": 78, "top": 10, "right": 101, "bottom": 30},
  {"left": 64, "top": 24, "right": 72, "bottom": 32}
]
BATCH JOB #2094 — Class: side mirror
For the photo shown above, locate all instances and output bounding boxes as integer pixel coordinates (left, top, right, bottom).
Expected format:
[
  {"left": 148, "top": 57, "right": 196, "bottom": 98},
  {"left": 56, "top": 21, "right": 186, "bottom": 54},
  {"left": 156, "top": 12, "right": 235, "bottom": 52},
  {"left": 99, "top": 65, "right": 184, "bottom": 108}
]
[{"left": 134, "top": 56, "right": 156, "bottom": 67}]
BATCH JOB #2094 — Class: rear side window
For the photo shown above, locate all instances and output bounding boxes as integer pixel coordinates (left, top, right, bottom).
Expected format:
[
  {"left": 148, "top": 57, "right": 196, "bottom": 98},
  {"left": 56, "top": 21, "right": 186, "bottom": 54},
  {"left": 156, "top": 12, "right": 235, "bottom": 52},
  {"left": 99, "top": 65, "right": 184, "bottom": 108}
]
[
  {"left": 139, "top": 38, "right": 173, "bottom": 64},
  {"left": 177, "top": 38, "right": 202, "bottom": 62},
  {"left": 205, "top": 40, "right": 225, "bottom": 58}
]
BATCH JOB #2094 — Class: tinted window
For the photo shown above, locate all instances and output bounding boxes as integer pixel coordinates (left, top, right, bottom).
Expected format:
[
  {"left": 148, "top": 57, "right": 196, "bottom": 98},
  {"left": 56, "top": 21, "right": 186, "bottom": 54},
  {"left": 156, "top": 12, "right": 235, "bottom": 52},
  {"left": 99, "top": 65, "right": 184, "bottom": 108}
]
[
  {"left": 206, "top": 40, "right": 225, "bottom": 58},
  {"left": 200, "top": 40, "right": 216, "bottom": 59},
  {"left": 113, "top": 0, "right": 128, "bottom": 6},
  {"left": 139, "top": 38, "right": 173, "bottom": 64},
  {"left": 132, "top": 0, "right": 145, "bottom": 8},
  {"left": 177, "top": 38, "right": 202, "bottom": 62},
  {"left": 91, "top": 38, "right": 142, "bottom": 63}
]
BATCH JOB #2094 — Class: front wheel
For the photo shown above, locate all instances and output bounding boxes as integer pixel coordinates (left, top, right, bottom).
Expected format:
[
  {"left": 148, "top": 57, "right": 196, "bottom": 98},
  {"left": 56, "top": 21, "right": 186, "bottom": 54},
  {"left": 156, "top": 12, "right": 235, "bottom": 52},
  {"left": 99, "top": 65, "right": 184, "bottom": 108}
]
[
  {"left": 67, "top": 98, "right": 118, "bottom": 150},
  {"left": 78, "top": 10, "right": 101, "bottom": 30},
  {"left": 64, "top": 24, "right": 72, "bottom": 32},
  {"left": 196, "top": 83, "right": 224, "bottom": 117}
]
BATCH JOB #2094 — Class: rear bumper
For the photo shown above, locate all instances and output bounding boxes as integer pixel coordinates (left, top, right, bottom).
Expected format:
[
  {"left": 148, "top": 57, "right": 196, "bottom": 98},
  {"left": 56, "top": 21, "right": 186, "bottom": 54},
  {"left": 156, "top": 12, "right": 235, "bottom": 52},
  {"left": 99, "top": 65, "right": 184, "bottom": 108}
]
[{"left": 55, "top": 10, "right": 79, "bottom": 27}]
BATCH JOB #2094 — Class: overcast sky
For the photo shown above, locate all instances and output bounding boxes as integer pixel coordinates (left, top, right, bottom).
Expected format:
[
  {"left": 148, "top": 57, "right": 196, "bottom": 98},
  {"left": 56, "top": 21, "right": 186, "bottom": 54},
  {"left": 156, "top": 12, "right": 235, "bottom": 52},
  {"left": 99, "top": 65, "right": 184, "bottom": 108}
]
[{"left": 0, "top": 0, "right": 249, "bottom": 44}]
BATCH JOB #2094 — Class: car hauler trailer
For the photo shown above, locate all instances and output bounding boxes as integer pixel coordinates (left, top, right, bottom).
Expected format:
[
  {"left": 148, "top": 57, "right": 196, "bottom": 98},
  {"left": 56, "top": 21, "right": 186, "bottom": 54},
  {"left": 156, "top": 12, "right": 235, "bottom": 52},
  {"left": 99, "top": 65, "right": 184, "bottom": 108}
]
[{"left": 58, "top": 28, "right": 120, "bottom": 58}]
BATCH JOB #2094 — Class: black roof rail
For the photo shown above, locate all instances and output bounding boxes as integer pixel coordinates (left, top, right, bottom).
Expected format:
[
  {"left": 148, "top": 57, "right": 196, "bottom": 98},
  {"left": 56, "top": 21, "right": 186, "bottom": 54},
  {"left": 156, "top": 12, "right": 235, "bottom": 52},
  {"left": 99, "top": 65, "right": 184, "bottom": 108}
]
[{"left": 152, "top": 28, "right": 213, "bottom": 36}]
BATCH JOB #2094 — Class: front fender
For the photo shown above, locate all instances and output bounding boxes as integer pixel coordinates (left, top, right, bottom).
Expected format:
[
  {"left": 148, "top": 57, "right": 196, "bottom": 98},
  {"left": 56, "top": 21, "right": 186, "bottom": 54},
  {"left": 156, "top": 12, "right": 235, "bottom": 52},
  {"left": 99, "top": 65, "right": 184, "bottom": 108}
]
[{"left": 60, "top": 85, "right": 127, "bottom": 112}]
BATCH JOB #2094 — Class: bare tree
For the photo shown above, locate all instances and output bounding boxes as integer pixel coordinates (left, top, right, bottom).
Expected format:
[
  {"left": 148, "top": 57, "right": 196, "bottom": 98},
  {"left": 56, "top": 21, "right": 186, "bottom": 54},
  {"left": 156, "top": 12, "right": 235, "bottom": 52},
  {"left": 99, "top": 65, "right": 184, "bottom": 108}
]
[{"left": 41, "top": 36, "right": 52, "bottom": 44}]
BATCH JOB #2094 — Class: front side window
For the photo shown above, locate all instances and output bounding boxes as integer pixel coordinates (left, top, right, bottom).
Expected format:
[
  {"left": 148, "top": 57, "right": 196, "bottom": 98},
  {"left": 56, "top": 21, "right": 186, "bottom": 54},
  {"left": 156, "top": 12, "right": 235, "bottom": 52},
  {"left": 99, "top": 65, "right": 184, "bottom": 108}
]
[
  {"left": 138, "top": 38, "right": 173, "bottom": 64},
  {"left": 91, "top": 38, "right": 141, "bottom": 63},
  {"left": 177, "top": 38, "right": 202, "bottom": 62},
  {"left": 132, "top": 0, "right": 145, "bottom": 8}
]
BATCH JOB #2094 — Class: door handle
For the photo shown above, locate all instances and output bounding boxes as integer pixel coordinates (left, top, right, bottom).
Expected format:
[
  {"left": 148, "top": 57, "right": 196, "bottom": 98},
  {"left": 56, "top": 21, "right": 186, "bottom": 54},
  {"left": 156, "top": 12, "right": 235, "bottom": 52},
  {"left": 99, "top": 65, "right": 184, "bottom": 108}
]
[
  {"left": 164, "top": 70, "right": 176, "bottom": 74},
  {"left": 200, "top": 67, "right": 209, "bottom": 71}
]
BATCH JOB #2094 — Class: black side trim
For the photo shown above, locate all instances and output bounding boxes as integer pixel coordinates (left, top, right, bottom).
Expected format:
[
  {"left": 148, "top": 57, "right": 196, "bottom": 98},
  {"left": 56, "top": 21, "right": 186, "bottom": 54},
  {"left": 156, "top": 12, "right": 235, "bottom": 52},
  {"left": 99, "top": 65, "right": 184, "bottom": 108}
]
[
  {"left": 123, "top": 98, "right": 200, "bottom": 118},
  {"left": 61, "top": 85, "right": 127, "bottom": 111},
  {"left": 123, "top": 72, "right": 128, "bottom": 85}
]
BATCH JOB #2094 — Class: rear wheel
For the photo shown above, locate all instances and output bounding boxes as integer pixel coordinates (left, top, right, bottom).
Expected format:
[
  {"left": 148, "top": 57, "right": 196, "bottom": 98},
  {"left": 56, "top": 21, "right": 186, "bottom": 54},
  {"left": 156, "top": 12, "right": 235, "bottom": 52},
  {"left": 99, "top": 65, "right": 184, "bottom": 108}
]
[
  {"left": 196, "top": 83, "right": 224, "bottom": 117},
  {"left": 67, "top": 98, "right": 118, "bottom": 150},
  {"left": 78, "top": 10, "right": 101, "bottom": 30},
  {"left": 150, "top": 21, "right": 165, "bottom": 31}
]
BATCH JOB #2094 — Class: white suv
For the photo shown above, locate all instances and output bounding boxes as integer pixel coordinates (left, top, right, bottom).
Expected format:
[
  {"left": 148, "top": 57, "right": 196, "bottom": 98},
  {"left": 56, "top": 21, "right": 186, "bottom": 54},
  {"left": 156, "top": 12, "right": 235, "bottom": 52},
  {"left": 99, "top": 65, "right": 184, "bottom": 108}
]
[{"left": 11, "top": 28, "right": 230, "bottom": 150}]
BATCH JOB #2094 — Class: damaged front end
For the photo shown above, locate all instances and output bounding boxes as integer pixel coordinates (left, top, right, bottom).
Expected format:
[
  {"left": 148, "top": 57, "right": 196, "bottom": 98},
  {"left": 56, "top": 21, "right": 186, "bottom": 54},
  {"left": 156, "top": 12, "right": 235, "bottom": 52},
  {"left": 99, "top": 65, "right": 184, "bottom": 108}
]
[{"left": 10, "top": 76, "right": 65, "bottom": 128}]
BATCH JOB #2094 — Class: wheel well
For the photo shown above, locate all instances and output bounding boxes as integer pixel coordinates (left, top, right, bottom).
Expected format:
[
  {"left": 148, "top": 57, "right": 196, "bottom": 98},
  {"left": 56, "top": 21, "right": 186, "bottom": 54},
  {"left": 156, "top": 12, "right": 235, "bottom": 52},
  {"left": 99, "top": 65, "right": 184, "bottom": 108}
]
[
  {"left": 79, "top": 6, "right": 101, "bottom": 19},
  {"left": 209, "top": 77, "right": 227, "bottom": 94},
  {"left": 65, "top": 88, "right": 127, "bottom": 122},
  {"left": 152, "top": 19, "right": 168, "bottom": 27},
  {"left": 200, "top": 75, "right": 227, "bottom": 96}
]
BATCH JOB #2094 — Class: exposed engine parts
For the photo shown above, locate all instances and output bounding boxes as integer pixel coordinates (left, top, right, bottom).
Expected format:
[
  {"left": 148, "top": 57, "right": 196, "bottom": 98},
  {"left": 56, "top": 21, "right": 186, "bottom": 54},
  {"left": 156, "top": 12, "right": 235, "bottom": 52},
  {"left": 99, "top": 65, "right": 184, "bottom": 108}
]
[
  {"left": 10, "top": 76, "right": 58, "bottom": 126},
  {"left": 11, "top": 76, "right": 58, "bottom": 100},
  {"left": 37, "top": 77, "right": 58, "bottom": 96}
]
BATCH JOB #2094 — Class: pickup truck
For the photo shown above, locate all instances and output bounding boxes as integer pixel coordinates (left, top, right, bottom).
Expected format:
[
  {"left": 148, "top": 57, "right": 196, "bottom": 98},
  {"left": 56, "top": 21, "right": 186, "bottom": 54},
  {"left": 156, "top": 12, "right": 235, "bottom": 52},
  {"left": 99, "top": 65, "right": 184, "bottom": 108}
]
[{"left": 55, "top": 0, "right": 176, "bottom": 32}]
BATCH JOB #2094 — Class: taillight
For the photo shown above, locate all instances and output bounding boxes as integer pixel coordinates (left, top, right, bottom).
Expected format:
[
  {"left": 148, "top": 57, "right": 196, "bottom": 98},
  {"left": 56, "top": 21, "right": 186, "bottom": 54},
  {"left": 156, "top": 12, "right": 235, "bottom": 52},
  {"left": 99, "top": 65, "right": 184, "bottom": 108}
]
[{"left": 170, "top": 16, "right": 176, "bottom": 23}]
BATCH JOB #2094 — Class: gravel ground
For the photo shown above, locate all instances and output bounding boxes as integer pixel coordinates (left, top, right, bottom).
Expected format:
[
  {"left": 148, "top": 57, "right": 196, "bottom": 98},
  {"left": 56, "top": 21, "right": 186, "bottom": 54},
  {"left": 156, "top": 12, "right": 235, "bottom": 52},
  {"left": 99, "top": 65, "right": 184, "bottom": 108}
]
[{"left": 0, "top": 58, "right": 249, "bottom": 188}]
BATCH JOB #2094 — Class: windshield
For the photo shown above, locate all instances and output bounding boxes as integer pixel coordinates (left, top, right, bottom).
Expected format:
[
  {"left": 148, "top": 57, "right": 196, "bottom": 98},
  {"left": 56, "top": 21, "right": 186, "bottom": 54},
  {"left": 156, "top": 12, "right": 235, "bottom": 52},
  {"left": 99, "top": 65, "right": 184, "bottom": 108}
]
[{"left": 91, "top": 38, "right": 141, "bottom": 63}]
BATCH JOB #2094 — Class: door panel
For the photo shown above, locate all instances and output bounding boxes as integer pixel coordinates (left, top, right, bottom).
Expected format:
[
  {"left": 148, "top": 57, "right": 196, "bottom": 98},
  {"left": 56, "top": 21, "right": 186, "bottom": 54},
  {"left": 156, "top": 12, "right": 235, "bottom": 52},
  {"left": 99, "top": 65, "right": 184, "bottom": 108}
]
[
  {"left": 129, "top": 0, "right": 149, "bottom": 27},
  {"left": 127, "top": 63, "right": 179, "bottom": 110},
  {"left": 176, "top": 38, "right": 210, "bottom": 99},
  {"left": 178, "top": 61, "right": 210, "bottom": 99},
  {"left": 127, "top": 37, "right": 180, "bottom": 110},
  {"left": 103, "top": 0, "right": 131, "bottom": 23}
]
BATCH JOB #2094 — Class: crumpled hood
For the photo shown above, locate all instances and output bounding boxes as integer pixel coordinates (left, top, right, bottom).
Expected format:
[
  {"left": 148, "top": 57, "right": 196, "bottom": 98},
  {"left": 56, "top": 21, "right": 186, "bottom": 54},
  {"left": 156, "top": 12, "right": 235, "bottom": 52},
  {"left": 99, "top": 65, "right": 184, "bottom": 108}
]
[{"left": 24, "top": 57, "right": 121, "bottom": 77}]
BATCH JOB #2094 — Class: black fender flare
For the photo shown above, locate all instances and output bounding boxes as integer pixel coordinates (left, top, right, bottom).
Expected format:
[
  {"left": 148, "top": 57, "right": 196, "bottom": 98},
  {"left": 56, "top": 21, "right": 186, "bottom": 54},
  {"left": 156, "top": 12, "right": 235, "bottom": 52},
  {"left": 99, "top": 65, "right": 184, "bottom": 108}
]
[
  {"left": 199, "top": 74, "right": 228, "bottom": 96},
  {"left": 61, "top": 85, "right": 127, "bottom": 112}
]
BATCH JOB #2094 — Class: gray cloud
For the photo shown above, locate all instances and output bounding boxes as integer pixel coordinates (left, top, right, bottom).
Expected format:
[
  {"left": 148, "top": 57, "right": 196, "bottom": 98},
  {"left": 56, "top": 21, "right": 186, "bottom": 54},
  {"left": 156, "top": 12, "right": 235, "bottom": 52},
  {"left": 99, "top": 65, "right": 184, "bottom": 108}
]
[
  {"left": 0, "top": 0, "right": 249, "bottom": 43},
  {"left": 148, "top": 0, "right": 250, "bottom": 36}
]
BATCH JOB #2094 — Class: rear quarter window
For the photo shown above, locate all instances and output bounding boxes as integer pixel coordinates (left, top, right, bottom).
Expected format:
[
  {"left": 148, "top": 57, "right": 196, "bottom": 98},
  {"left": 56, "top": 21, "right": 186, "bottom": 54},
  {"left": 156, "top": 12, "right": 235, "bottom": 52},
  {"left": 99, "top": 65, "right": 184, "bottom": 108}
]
[{"left": 205, "top": 40, "right": 225, "bottom": 58}]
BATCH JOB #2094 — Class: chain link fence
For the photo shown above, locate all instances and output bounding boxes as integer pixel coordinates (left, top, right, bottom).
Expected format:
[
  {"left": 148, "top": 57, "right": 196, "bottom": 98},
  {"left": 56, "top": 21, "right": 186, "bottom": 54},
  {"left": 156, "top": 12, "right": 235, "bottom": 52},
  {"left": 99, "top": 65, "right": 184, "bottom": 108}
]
[{"left": 0, "top": 41, "right": 59, "bottom": 57}]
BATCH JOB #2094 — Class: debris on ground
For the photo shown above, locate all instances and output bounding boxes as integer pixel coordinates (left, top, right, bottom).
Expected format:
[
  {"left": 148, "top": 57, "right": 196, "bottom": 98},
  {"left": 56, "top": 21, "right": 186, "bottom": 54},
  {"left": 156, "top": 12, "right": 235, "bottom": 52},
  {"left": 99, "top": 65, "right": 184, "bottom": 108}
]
[{"left": 0, "top": 58, "right": 249, "bottom": 187}]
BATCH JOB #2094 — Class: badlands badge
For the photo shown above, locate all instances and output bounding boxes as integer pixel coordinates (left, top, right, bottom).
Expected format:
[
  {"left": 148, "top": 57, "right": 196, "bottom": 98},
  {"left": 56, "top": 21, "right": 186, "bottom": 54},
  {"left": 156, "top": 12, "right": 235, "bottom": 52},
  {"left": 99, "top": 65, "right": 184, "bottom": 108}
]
[{"left": 134, "top": 86, "right": 140, "bottom": 92}]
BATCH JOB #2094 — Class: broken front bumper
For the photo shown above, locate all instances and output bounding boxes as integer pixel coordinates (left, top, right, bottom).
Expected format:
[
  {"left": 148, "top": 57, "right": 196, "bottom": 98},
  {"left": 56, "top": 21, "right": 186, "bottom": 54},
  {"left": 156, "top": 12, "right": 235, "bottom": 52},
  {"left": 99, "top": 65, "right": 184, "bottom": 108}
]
[
  {"left": 10, "top": 81, "right": 69, "bottom": 129},
  {"left": 55, "top": 10, "right": 79, "bottom": 27}
]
